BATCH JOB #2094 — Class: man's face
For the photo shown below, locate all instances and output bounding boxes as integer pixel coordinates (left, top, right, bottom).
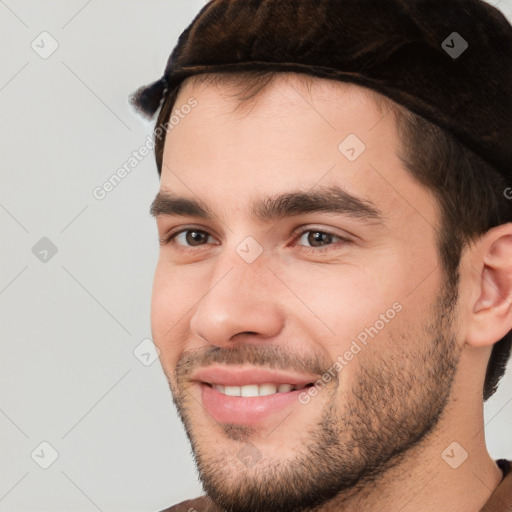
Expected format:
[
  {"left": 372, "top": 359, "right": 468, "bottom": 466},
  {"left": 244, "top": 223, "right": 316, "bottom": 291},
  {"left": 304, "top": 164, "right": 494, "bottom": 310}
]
[{"left": 150, "top": 76, "right": 462, "bottom": 512}]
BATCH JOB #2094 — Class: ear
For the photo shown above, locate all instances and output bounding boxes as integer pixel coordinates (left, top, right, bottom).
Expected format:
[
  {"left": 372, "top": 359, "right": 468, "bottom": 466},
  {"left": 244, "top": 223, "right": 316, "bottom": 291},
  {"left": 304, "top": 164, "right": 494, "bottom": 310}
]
[{"left": 466, "top": 223, "right": 512, "bottom": 348}]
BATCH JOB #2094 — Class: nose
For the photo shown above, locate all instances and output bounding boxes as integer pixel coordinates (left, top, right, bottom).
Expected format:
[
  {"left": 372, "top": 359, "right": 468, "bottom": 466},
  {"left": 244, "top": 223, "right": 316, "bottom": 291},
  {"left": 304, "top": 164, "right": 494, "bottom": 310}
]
[{"left": 189, "top": 257, "right": 285, "bottom": 348}]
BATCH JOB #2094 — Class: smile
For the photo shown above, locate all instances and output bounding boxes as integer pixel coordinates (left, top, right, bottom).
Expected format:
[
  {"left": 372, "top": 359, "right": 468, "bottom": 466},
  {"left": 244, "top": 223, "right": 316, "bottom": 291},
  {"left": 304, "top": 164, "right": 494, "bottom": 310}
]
[{"left": 189, "top": 365, "right": 319, "bottom": 424}]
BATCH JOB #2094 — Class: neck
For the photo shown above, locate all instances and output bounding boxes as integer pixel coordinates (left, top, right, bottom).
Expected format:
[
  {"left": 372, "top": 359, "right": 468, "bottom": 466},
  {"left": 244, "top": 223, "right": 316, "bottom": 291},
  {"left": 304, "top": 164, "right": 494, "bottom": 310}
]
[{"left": 316, "top": 378, "right": 503, "bottom": 511}]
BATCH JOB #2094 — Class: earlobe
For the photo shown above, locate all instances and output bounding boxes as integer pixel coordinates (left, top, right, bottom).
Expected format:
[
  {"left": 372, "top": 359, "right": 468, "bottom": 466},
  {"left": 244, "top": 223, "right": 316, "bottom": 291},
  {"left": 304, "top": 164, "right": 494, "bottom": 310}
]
[{"left": 467, "top": 227, "right": 512, "bottom": 348}]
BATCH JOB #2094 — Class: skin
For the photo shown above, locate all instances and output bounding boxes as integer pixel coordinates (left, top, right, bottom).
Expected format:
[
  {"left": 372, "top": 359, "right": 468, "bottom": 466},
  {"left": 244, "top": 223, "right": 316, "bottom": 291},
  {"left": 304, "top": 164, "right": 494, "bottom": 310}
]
[{"left": 150, "top": 74, "right": 512, "bottom": 512}]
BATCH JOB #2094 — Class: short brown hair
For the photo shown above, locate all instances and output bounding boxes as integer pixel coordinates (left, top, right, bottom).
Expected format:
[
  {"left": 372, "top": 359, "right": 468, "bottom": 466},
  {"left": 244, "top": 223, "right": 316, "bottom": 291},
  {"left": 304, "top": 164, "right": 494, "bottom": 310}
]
[{"left": 153, "top": 70, "right": 512, "bottom": 401}]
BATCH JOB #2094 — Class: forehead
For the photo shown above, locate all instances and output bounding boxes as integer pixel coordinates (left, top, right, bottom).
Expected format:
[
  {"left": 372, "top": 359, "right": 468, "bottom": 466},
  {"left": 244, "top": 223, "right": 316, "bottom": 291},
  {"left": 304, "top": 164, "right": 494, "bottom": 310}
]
[
  {"left": 160, "top": 73, "right": 437, "bottom": 233},
  {"left": 178, "top": 72, "right": 392, "bottom": 120},
  {"left": 166, "top": 73, "right": 393, "bottom": 175}
]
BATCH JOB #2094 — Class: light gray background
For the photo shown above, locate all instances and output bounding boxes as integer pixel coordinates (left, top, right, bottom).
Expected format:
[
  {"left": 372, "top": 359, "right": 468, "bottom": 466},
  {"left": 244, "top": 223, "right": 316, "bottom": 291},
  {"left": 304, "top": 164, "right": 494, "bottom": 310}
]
[{"left": 0, "top": 1, "right": 511, "bottom": 511}]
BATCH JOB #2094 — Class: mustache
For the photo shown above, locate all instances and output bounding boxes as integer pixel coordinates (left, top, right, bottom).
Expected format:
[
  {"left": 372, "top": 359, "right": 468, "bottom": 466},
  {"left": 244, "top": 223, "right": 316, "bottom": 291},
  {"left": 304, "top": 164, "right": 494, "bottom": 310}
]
[{"left": 174, "top": 343, "right": 334, "bottom": 382}]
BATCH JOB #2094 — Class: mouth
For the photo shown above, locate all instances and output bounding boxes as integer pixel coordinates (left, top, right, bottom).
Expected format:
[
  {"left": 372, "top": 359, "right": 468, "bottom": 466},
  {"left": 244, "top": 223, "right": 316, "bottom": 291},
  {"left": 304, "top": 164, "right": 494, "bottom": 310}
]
[{"left": 190, "top": 366, "right": 318, "bottom": 424}]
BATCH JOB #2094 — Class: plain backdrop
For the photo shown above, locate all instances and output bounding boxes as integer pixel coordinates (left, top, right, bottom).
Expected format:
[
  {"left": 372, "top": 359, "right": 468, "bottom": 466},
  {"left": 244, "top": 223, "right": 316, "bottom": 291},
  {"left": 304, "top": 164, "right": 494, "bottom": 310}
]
[{"left": 0, "top": 1, "right": 511, "bottom": 511}]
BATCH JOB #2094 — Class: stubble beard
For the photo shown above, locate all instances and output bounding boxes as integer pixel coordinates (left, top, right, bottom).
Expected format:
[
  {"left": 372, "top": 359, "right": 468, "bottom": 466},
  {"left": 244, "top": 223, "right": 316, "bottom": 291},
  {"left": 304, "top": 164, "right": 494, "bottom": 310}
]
[{"left": 168, "top": 281, "right": 461, "bottom": 512}]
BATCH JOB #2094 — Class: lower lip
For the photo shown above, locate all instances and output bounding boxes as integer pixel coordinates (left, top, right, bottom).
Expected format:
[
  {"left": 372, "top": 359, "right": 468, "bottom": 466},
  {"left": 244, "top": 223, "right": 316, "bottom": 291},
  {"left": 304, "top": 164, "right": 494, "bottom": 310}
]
[{"left": 200, "top": 383, "right": 309, "bottom": 424}]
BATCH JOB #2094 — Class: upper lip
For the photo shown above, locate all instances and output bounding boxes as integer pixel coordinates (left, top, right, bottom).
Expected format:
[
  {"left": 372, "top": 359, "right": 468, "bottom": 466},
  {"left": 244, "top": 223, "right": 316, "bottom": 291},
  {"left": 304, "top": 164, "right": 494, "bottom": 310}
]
[{"left": 190, "top": 365, "right": 318, "bottom": 387}]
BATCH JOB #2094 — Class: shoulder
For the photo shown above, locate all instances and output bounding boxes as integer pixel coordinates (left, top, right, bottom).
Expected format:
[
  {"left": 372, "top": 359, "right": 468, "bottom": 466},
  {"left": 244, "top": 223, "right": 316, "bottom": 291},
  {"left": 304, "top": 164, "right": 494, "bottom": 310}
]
[{"left": 158, "top": 495, "right": 220, "bottom": 512}]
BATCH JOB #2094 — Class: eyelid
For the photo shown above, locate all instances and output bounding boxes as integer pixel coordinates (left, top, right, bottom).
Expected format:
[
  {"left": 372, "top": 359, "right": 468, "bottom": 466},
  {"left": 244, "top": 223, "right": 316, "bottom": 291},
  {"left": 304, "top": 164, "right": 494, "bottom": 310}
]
[{"left": 290, "top": 224, "right": 353, "bottom": 241}]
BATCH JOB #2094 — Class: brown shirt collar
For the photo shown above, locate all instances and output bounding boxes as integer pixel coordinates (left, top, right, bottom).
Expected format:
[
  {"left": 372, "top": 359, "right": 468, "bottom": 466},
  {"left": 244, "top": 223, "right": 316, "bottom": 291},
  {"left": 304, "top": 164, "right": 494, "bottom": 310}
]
[{"left": 479, "top": 459, "right": 512, "bottom": 512}]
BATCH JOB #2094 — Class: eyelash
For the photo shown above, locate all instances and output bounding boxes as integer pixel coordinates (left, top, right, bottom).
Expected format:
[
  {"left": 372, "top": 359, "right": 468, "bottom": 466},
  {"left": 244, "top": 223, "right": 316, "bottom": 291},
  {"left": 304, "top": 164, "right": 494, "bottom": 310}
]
[{"left": 160, "top": 226, "right": 351, "bottom": 255}]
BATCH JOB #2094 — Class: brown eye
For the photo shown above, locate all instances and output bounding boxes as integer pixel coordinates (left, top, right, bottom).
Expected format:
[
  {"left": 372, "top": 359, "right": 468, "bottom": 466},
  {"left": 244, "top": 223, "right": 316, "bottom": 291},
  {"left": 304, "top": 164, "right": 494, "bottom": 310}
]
[
  {"left": 306, "top": 231, "right": 337, "bottom": 247},
  {"left": 296, "top": 230, "right": 341, "bottom": 248},
  {"left": 183, "top": 230, "right": 209, "bottom": 246},
  {"left": 292, "top": 227, "right": 352, "bottom": 255},
  {"left": 163, "top": 228, "right": 217, "bottom": 248},
  {"left": 170, "top": 229, "right": 210, "bottom": 247}
]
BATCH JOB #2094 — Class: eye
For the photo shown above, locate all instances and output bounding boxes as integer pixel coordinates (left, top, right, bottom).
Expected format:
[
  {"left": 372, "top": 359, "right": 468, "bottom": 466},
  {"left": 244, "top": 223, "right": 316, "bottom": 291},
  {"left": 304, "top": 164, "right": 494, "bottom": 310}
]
[
  {"left": 160, "top": 226, "right": 351, "bottom": 254},
  {"left": 293, "top": 228, "right": 350, "bottom": 253},
  {"left": 161, "top": 228, "right": 217, "bottom": 248}
]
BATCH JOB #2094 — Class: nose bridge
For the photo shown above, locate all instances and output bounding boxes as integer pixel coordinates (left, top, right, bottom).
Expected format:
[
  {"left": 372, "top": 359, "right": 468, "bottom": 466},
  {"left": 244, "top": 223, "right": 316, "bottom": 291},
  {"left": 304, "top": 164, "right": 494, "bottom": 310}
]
[{"left": 189, "top": 244, "right": 285, "bottom": 347}]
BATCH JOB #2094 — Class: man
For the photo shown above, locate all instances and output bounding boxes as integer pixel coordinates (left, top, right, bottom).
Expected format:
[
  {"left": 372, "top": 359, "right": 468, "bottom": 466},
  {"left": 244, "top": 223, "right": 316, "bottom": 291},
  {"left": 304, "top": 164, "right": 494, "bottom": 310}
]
[{"left": 131, "top": 1, "right": 512, "bottom": 511}]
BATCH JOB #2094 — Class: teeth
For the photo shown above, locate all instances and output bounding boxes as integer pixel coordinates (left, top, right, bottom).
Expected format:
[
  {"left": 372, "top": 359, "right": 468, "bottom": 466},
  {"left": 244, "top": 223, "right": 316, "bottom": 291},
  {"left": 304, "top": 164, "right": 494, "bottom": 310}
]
[
  {"left": 224, "top": 386, "right": 240, "bottom": 397},
  {"left": 259, "top": 383, "right": 278, "bottom": 396},
  {"left": 240, "top": 384, "right": 259, "bottom": 397},
  {"left": 211, "top": 383, "right": 304, "bottom": 397}
]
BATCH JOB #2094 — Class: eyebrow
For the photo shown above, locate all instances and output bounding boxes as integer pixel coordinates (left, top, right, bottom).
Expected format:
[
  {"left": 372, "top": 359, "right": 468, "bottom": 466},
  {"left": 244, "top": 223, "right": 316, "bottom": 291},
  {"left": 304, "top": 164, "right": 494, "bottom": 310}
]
[{"left": 150, "top": 185, "right": 384, "bottom": 225}]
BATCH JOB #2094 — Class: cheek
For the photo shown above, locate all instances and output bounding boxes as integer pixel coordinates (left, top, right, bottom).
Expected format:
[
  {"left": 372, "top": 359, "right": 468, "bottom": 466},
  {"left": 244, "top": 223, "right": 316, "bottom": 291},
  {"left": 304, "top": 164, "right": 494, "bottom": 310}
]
[
  {"left": 286, "top": 262, "right": 399, "bottom": 340},
  {"left": 150, "top": 260, "right": 200, "bottom": 366},
  {"left": 288, "top": 254, "right": 433, "bottom": 363}
]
